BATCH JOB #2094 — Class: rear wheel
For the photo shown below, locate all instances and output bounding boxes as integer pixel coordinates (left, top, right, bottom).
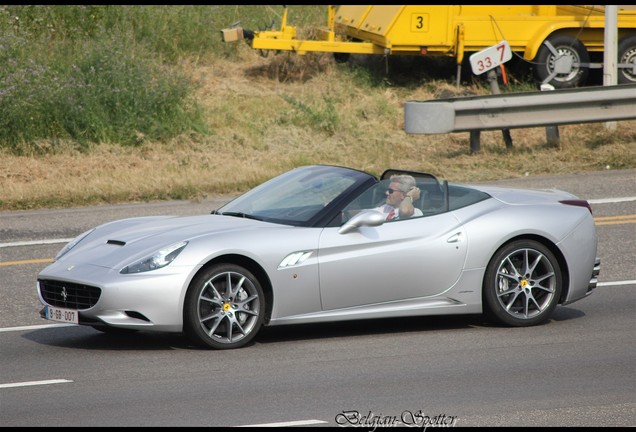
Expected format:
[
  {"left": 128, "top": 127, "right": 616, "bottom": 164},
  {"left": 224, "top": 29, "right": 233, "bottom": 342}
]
[
  {"left": 184, "top": 263, "right": 264, "bottom": 350},
  {"left": 483, "top": 240, "right": 562, "bottom": 327},
  {"left": 534, "top": 35, "right": 589, "bottom": 88},
  {"left": 618, "top": 34, "right": 636, "bottom": 84}
]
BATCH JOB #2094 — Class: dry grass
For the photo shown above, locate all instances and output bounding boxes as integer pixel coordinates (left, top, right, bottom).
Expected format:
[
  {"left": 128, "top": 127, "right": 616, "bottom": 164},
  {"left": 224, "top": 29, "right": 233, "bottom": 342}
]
[{"left": 1, "top": 49, "right": 635, "bottom": 211}]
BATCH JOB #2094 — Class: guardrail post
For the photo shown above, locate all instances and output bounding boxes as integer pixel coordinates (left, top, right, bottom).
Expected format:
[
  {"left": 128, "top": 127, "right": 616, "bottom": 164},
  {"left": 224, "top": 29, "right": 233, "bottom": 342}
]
[
  {"left": 540, "top": 83, "right": 560, "bottom": 147},
  {"left": 487, "top": 69, "right": 514, "bottom": 149},
  {"left": 469, "top": 131, "right": 481, "bottom": 153}
]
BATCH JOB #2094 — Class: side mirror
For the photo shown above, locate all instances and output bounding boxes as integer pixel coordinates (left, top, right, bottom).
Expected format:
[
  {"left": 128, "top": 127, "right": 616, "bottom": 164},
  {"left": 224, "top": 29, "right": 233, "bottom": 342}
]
[{"left": 338, "top": 210, "right": 385, "bottom": 234}]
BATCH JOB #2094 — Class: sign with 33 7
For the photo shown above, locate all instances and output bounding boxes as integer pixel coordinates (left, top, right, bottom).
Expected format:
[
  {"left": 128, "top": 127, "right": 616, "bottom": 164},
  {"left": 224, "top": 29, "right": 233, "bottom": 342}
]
[{"left": 469, "top": 40, "right": 512, "bottom": 75}]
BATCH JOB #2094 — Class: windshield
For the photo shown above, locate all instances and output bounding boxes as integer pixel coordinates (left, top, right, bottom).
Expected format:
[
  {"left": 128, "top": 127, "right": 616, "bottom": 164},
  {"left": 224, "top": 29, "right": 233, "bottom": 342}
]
[{"left": 216, "top": 165, "right": 373, "bottom": 226}]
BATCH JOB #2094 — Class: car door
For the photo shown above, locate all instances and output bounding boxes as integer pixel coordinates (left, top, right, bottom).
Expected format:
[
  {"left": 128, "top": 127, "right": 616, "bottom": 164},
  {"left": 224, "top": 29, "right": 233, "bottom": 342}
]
[{"left": 317, "top": 212, "right": 468, "bottom": 311}]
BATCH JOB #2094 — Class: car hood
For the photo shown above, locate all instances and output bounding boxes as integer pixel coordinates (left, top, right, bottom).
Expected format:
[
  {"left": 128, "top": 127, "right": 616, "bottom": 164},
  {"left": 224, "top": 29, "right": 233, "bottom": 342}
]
[{"left": 56, "top": 214, "right": 288, "bottom": 269}]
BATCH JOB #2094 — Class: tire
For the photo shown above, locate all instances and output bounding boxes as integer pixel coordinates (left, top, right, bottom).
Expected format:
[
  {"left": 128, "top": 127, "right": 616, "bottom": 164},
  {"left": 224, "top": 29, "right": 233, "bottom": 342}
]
[
  {"left": 184, "top": 263, "right": 265, "bottom": 350},
  {"left": 618, "top": 34, "right": 636, "bottom": 84},
  {"left": 483, "top": 240, "right": 562, "bottom": 327},
  {"left": 534, "top": 35, "right": 590, "bottom": 88}
]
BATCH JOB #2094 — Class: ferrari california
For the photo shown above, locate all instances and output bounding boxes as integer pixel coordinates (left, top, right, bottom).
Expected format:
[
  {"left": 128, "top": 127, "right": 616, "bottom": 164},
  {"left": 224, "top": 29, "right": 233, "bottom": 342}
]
[{"left": 37, "top": 165, "right": 600, "bottom": 349}]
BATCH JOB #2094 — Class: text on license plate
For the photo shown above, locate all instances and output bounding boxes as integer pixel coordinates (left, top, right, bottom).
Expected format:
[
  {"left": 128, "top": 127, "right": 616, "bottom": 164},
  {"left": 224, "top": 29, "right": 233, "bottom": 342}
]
[{"left": 45, "top": 306, "right": 79, "bottom": 324}]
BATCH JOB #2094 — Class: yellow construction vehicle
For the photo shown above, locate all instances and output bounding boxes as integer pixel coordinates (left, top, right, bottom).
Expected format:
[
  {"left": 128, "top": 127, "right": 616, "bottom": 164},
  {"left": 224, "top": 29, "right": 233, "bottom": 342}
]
[{"left": 222, "top": 5, "right": 636, "bottom": 88}]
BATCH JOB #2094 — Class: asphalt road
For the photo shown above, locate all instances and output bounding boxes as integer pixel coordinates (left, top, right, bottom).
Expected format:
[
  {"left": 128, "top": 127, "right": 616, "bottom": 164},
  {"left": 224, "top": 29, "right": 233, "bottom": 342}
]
[{"left": 1, "top": 169, "right": 634, "bottom": 427}]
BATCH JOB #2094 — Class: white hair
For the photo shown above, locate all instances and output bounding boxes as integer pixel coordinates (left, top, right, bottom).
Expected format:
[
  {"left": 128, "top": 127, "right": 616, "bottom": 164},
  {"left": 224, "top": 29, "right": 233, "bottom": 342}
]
[{"left": 390, "top": 174, "right": 416, "bottom": 193}]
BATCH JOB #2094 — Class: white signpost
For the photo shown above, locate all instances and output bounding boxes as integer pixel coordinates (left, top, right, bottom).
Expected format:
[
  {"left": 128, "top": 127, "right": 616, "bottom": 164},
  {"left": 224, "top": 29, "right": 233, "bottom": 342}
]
[
  {"left": 468, "top": 40, "right": 514, "bottom": 152},
  {"left": 469, "top": 40, "right": 513, "bottom": 75}
]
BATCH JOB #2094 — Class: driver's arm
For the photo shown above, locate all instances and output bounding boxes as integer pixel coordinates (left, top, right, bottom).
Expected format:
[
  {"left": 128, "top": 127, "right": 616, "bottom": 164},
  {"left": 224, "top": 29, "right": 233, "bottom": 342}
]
[{"left": 399, "top": 187, "right": 420, "bottom": 218}]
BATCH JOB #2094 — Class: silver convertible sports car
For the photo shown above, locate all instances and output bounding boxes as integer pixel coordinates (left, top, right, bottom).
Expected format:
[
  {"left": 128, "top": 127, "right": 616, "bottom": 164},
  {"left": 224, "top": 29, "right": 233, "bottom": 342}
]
[{"left": 37, "top": 165, "right": 600, "bottom": 349}]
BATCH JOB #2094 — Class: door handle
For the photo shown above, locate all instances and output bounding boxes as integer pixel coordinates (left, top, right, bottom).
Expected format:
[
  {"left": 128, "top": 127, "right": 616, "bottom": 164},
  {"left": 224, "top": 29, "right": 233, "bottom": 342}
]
[{"left": 447, "top": 232, "right": 463, "bottom": 243}]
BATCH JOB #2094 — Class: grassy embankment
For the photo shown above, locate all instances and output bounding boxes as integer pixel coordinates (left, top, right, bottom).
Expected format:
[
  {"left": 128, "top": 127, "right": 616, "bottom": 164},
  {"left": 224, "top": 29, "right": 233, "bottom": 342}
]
[{"left": 1, "top": 5, "right": 634, "bottom": 211}]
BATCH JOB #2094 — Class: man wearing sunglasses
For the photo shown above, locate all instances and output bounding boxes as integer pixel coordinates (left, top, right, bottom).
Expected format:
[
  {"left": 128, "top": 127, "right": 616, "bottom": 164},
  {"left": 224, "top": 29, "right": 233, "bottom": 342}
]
[{"left": 374, "top": 174, "right": 423, "bottom": 221}]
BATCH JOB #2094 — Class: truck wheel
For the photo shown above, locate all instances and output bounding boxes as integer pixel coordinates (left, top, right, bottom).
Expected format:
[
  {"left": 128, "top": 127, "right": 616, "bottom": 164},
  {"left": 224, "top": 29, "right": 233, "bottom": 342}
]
[
  {"left": 534, "top": 35, "right": 590, "bottom": 88},
  {"left": 618, "top": 35, "right": 636, "bottom": 84}
]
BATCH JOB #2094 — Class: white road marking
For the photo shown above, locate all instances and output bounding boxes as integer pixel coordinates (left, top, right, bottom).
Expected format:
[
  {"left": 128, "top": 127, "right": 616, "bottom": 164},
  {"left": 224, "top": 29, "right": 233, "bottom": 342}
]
[
  {"left": 589, "top": 197, "right": 636, "bottom": 204},
  {"left": 0, "top": 379, "right": 73, "bottom": 389},
  {"left": 598, "top": 280, "right": 636, "bottom": 287},
  {"left": 0, "top": 196, "right": 633, "bottom": 249},
  {"left": 0, "top": 238, "right": 73, "bottom": 248},
  {"left": 0, "top": 323, "right": 76, "bottom": 333},
  {"left": 0, "top": 277, "right": 632, "bottom": 335},
  {"left": 237, "top": 419, "right": 328, "bottom": 427}
]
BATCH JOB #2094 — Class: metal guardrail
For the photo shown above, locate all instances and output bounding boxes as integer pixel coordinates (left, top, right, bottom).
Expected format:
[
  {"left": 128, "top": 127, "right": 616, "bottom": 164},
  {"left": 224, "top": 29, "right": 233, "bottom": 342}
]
[{"left": 403, "top": 84, "right": 636, "bottom": 135}]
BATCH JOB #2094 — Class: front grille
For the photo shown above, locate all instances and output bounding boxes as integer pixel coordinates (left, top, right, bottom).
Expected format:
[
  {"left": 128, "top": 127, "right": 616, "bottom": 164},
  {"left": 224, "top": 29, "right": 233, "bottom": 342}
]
[{"left": 38, "top": 279, "right": 101, "bottom": 310}]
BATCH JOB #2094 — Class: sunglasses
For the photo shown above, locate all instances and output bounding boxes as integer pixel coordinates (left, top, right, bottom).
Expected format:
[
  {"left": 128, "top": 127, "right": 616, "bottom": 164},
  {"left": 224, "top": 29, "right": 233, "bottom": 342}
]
[{"left": 386, "top": 188, "right": 404, "bottom": 194}]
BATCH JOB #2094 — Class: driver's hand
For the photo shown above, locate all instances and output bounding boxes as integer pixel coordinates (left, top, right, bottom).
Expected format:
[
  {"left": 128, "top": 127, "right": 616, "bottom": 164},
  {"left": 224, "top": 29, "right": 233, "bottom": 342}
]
[{"left": 406, "top": 187, "right": 421, "bottom": 201}]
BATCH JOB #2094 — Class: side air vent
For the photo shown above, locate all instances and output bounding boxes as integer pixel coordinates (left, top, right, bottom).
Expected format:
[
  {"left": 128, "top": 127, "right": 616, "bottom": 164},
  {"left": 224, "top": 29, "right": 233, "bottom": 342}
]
[{"left": 587, "top": 257, "right": 601, "bottom": 293}]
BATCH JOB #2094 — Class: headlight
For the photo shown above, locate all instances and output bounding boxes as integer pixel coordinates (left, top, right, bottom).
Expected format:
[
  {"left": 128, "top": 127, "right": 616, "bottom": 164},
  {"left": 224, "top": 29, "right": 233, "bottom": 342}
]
[
  {"left": 120, "top": 241, "right": 188, "bottom": 274},
  {"left": 55, "top": 228, "right": 96, "bottom": 261}
]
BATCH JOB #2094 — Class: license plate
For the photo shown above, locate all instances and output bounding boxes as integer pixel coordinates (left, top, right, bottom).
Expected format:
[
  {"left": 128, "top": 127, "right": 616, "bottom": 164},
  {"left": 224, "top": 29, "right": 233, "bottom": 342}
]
[{"left": 45, "top": 305, "right": 79, "bottom": 324}]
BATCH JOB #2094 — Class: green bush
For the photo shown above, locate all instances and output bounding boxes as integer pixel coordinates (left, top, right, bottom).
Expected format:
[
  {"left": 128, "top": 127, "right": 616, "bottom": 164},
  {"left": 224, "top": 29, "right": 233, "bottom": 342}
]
[
  {"left": 0, "top": 5, "right": 326, "bottom": 153},
  {"left": 0, "top": 34, "right": 207, "bottom": 151}
]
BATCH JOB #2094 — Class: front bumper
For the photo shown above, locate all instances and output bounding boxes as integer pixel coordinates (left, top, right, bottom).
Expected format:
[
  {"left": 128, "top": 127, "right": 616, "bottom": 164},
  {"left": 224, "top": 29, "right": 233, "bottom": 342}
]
[{"left": 37, "top": 261, "right": 198, "bottom": 332}]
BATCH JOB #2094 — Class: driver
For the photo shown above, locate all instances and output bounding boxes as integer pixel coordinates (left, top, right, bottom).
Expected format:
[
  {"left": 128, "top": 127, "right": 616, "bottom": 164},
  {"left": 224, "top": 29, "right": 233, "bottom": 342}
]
[{"left": 373, "top": 174, "right": 423, "bottom": 220}]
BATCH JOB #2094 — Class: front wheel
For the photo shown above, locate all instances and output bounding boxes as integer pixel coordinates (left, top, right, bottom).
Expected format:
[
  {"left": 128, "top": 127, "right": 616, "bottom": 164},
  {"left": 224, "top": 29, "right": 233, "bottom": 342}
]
[
  {"left": 483, "top": 240, "right": 562, "bottom": 327},
  {"left": 185, "top": 263, "right": 265, "bottom": 350}
]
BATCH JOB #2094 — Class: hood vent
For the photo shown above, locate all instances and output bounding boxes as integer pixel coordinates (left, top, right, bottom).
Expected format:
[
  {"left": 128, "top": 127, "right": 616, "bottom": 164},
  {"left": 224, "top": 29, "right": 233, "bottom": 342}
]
[{"left": 106, "top": 239, "right": 126, "bottom": 246}]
